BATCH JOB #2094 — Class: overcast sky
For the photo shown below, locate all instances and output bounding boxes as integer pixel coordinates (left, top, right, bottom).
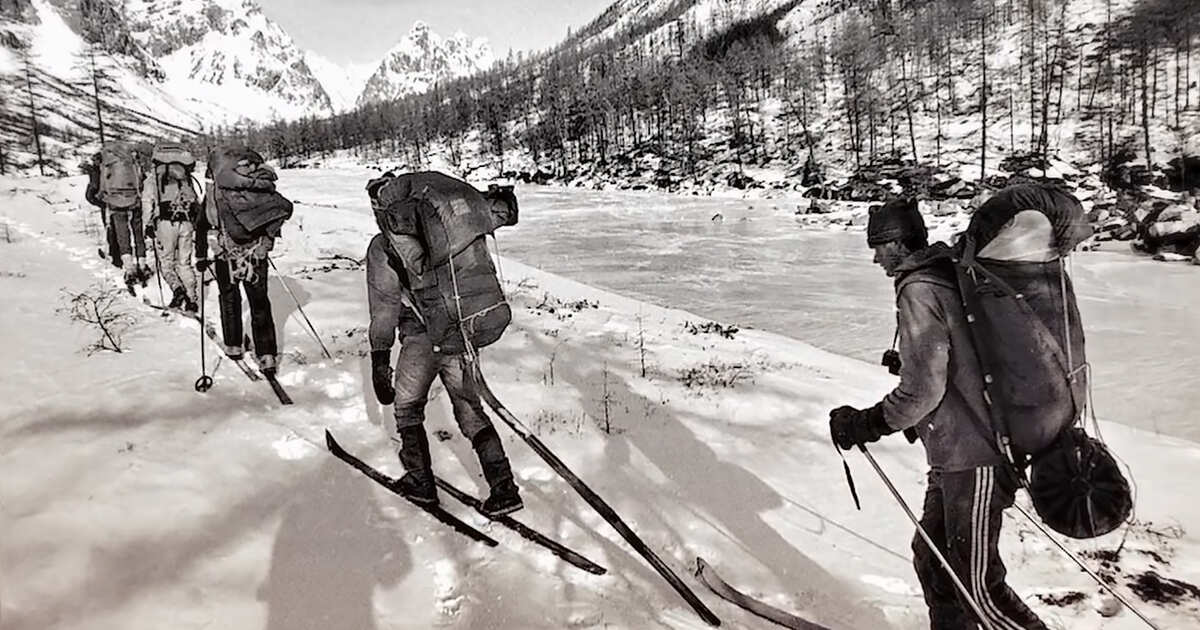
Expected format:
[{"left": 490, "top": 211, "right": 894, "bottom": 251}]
[{"left": 257, "top": 0, "right": 616, "bottom": 66}]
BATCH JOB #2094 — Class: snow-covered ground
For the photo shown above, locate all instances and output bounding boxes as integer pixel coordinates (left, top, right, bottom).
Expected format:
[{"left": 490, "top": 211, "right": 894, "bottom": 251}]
[{"left": 2, "top": 173, "right": 1199, "bottom": 630}]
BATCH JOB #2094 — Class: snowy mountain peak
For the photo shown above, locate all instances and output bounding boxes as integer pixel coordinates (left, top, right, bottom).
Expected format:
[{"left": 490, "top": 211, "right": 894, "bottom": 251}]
[
  {"left": 121, "top": 0, "right": 334, "bottom": 123},
  {"left": 356, "top": 21, "right": 493, "bottom": 107}
]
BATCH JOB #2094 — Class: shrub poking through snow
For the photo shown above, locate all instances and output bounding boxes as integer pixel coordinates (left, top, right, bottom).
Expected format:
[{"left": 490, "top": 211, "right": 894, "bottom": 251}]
[
  {"left": 1036, "top": 591, "right": 1087, "bottom": 607},
  {"left": 58, "top": 284, "right": 135, "bottom": 354},
  {"left": 529, "top": 292, "right": 600, "bottom": 319},
  {"left": 679, "top": 360, "right": 751, "bottom": 390},
  {"left": 682, "top": 320, "right": 739, "bottom": 339}
]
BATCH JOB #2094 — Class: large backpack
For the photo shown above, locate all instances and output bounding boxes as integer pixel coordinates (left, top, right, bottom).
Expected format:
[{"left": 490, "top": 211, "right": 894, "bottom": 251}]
[
  {"left": 151, "top": 143, "right": 199, "bottom": 219},
  {"left": 207, "top": 145, "right": 293, "bottom": 244},
  {"left": 375, "top": 171, "right": 512, "bottom": 355},
  {"left": 946, "top": 184, "right": 1131, "bottom": 538},
  {"left": 98, "top": 142, "right": 141, "bottom": 210}
]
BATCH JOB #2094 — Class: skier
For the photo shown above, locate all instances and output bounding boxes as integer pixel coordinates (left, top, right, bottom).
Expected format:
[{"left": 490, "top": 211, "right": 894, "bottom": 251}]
[
  {"left": 91, "top": 142, "right": 153, "bottom": 285},
  {"left": 195, "top": 146, "right": 292, "bottom": 376},
  {"left": 142, "top": 145, "right": 200, "bottom": 312},
  {"left": 364, "top": 171, "right": 522, "bottom": 517},
  {"left": 828, "top": 197, "right": 1049, "bottom": 630},
  {"left": 83, "top": 152, "right": 122, "bottom": 268}
]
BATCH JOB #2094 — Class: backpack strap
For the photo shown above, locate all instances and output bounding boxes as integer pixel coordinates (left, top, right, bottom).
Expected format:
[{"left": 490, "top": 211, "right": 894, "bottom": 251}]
[{"left": 953, "top": 235, "right": 1022, "bottom": 474}]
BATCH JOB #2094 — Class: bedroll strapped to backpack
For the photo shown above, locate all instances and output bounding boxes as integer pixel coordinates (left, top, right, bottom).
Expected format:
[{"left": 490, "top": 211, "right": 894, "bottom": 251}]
[
  {"left": 99, "top": 141, "right": 141, "bottom": 210},
  {"left": 151, "top": 143, "right": 196, "bottom": 171},
  {"left": 952, "top": 184, "right": 1131, "bottom": 538},
  {"left": 207, "top": 146, "right": 293, "bottom": 244},
  {"left": 375, "top": 171, "right": 512, "bottom": 355}
]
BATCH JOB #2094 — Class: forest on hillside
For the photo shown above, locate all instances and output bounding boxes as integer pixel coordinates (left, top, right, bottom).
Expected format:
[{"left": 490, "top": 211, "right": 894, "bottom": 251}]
[{"left": 203, "top": 0, "right": 1200, "bottom": 194}]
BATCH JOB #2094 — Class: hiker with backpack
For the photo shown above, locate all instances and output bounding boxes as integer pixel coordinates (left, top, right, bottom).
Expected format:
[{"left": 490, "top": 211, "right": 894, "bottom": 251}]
[
  {"left": 829, "top": 195, "right": 1052, "bottom": 630},
  {"left": 143, "top": 144, "right": 201, "bottom": 312},
  {"left": 92, "top": 142, "right": 152, "bottom": 285},
  {"left": 84, "top": 151, "right": 123, "bottom": 268},
  {"left": 827, "top": 185, "right": 1134, "bottom": 629},
  {"left": 364, "top": 171, "right": 522, "bottom": 517},
  {"left": 195, "top": 146, "right": 293, "bottom": 376}
]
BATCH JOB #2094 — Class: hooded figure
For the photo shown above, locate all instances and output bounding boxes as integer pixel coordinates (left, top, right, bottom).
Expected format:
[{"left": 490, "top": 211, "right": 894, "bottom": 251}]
[{"left": 829, "top": 197, "right": 1050, "bottom": 630}]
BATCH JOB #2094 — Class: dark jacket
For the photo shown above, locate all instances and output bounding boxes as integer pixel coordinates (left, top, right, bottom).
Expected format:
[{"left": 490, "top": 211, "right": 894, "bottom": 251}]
[{"left": 880, "top": 246, "right": 1004, "bottom": 472}]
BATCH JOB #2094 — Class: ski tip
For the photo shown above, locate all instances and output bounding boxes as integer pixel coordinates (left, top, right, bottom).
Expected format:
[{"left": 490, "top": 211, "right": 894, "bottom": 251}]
[
  {"left": 695, "top": 557, "right": 708, "bottom": 578},
  {"left": 324, "top": 429, "right": 338, "bottom": 451}
]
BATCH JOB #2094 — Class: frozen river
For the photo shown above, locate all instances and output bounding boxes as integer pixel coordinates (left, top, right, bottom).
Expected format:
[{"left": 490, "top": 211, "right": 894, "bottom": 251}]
[{"left": 280, "top": 169, "right": 1199, "bottom": 442}]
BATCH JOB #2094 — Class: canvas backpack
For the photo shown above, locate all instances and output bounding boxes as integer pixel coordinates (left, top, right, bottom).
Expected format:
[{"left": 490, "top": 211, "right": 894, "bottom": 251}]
[
  {"left": 98, "top": 142, "right": 141, "bottom": 210},
  {"left": 151, "top": 143, "right": 199, "bottom": 220},
  {"left": 374, "top": 171, "right": 513, "bottom": 355},
  {"left": 903, "top": 184, "right": 1131, "bottom": 539},
  {"left": 206, "top": 145, "right": 293, "bottom": 244}
]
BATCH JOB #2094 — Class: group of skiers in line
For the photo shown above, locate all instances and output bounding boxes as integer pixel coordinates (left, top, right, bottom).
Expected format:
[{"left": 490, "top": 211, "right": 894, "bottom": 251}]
[
  {"left": 81, "top": 145, "right": 524, "bottom": 517},
  {"left": 83, "top": 142, "right": 281, "bottom": 374},
  {"left": 81, "top": 140, "right": 1119, "bottom": 627}
]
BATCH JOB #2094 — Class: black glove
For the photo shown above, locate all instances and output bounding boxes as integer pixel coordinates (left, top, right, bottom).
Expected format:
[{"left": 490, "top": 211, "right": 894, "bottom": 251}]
[
  {"left": 371, "top": 350, "right": 395, "bottom": 405},
  {"left": 195, "top": 258, "right": 211, "bottom": 272},
  {"left": 829, "top": 403, "right": 896, "bottom": 451},
  {"left": 145, "top": 222, "right": 156, "bottom": 239}
]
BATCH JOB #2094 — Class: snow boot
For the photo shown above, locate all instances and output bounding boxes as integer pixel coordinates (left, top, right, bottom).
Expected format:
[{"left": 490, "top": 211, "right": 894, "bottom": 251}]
[
  {"left": 258, "top": 353, "right": 278, "bottom": 377},
  {"left": 121, "top": 254, "right": 138, "bottom": 293},
  {"left": 168, "top": 286, "right": 187, "bottom": 309},
  {"left": 223, "top": 344, "right": 244, "bottom": 360},
  {"left": 473, "top": 426, "right": 522, "bottom": 517},
  {"left": 181, "top": 295, "right": 198, "bottom": 314},
  {"left": 136, "top": 258, "right": 152, "bottom": 287},
  {"left": 393, "top": 425, "right": 438, "bottom": 506}
]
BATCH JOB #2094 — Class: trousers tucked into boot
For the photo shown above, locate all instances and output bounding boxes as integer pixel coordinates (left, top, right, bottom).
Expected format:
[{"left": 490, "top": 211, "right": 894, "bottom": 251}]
[
  {"left": 394, "top": 425, "right": 437, "bottom": 505},
  {"left": 472, "top": 426, "right": 522, "bottom": 516}
]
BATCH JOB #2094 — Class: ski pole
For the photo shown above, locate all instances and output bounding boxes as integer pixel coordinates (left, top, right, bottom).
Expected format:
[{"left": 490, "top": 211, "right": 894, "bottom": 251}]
[
  {"left": 267, "top": 257, "right": 333, "bottom": 359},
  {"left": 149, "top": 224, "right": 166, "bottom": 307},
  {"left": 468, "top": 358, "right": 721, "bottom": 627},
  {"left": 857, "top": 445, "right": 997, "bottom": 630},
  {"left": 1010, "top": 502, "right": 1160, "bottom": 629},
  {"left": 194, "top": 265, "right": 213, "bottom": 393}
]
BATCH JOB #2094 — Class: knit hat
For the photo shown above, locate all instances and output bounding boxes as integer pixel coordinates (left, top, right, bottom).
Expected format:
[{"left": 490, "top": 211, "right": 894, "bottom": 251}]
[{"left": 866, "top": 197, "right": 927, "bottom": 247}]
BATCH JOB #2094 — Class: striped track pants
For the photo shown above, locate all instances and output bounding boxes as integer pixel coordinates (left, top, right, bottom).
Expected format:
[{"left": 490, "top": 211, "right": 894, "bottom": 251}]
[{"left": 912, "top": 466, "right": 1048, "bottom": 630}]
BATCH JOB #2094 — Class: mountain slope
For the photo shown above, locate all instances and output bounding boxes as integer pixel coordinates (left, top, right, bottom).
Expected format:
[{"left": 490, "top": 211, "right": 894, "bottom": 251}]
[
  {"left": 122, "top": 0, "right": 334, "bottom": 123},
  {"left": 0, "top": 0, "right": 204, "bottom": 174},
  {"left": 304, "top": 51, "right": 374, "bottom": 113}
]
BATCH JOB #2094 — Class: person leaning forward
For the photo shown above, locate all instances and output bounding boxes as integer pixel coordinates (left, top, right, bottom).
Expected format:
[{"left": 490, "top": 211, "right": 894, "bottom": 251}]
[
  {"left": 364, "top": 171, "right": 522, "bottom": 518},
  {"left": 828, "top": 198, "right": 1049, "bottom": 630}
]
